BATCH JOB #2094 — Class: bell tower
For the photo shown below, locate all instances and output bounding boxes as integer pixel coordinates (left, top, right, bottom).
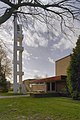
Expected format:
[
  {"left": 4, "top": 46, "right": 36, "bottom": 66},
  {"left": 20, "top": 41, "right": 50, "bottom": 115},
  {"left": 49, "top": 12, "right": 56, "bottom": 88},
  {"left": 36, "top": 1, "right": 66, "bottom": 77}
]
[{"left": 13, "top": 14, "right": 26, "bottom": 94}]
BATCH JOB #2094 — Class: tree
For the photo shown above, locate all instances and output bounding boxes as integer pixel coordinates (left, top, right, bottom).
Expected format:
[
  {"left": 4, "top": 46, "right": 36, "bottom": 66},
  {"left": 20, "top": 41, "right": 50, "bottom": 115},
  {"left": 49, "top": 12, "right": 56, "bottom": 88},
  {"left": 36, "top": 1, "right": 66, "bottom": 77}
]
[
  {"left": 0, "top": 44, "right": 12, "bottom": 92},
  {"left": 0, "top": 0, "right": 80, "bottom": 33},
  {"left": 67, "top": 35, "right": 80, "bottom": 99},
  {"left": 0, "top": 45, "right": 12, "bottom": 78}
]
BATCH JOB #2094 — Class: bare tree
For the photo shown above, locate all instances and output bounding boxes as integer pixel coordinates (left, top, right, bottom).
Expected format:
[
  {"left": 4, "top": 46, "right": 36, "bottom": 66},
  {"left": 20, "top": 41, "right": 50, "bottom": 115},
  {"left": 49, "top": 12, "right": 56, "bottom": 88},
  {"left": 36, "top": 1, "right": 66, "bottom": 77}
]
[
  {"left": 0, "top": 44, "right": 12, "bottom": 79},
  {"left": 0, "top": 0, "right": 80, "bottom": 31}
]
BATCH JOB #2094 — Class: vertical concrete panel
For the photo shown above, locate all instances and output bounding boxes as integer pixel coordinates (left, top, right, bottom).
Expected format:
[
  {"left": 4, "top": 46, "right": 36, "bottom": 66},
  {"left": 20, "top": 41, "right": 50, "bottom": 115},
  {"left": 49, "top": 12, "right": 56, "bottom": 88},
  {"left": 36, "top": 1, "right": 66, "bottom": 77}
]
[{"left": 55, "top": 55, "right": 71, "bottom": 76}]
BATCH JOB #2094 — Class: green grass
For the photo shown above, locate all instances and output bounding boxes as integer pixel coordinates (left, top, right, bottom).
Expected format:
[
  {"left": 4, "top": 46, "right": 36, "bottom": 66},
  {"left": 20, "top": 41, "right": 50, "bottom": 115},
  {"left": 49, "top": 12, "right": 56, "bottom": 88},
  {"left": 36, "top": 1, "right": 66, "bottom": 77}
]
[
  {"left": 0, "top": 97, "right": 80, "bottom": 120},
  {"left": 0, "top": 92, "right": 14, "bottom": 96},
  {"left": 0, "top": 91, "right": 24, "bottom": 96}
]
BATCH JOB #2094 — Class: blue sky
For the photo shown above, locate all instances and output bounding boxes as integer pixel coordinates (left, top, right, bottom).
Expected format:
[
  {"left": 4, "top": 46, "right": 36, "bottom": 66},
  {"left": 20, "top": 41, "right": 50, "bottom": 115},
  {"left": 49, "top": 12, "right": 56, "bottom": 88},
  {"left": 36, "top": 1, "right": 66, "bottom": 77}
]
[{"left": 0, "top": 1, "right": 80, "bottom": 81}]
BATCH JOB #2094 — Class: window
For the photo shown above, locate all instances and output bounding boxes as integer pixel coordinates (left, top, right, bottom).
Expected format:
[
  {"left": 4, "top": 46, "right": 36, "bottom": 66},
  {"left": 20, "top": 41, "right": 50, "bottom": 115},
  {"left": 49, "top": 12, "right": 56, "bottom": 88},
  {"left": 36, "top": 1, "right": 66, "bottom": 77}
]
[
  {"left": 47, "top": 82, "right": 50, "bottom": 91},
  {"left": 52, "top": 82, "right": 55, "bottom": 91}
]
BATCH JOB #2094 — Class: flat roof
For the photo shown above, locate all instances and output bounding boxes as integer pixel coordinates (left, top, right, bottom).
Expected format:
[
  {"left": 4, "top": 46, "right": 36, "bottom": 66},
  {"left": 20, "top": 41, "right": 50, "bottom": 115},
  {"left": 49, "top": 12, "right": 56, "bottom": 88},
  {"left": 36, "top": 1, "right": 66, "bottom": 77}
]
[{"left": 30, "top": 75, "right": 67, "bottom": 83}]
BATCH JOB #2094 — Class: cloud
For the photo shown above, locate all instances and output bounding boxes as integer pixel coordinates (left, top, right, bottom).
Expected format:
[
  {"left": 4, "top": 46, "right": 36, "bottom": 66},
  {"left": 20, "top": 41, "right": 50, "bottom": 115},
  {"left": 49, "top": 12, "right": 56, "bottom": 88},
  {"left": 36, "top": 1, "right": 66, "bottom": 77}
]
[
  {"left": 23, "top": 50, "right": 32, "bottom": 62},
  {"left": 0, "top": 18, "right": 13, "bottom": 54},
  {"left": 24, "top": 30, "right": 48, "bottom": 48},
  {"left": 32, "top": 56, "right": 39, "bottom": 60},
  {"left": 24, "top": 31, "right": 38, "bottom": 47},
  {"left": 23, "top": 68, "right": 40, "bottom": 79},
  {"left": 51, "top": 33, "right": 75, "bottom": 51},
  {"left": 48, "top": 57, "right": 55, "bottom": 64}
]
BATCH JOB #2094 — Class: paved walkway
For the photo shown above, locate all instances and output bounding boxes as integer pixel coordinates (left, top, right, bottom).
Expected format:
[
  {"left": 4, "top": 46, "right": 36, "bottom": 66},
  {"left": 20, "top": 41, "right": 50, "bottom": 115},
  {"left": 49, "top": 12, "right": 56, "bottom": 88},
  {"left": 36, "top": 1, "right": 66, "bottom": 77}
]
[{"left": 0, "top": 95, "right": 29, "bottom": 99}]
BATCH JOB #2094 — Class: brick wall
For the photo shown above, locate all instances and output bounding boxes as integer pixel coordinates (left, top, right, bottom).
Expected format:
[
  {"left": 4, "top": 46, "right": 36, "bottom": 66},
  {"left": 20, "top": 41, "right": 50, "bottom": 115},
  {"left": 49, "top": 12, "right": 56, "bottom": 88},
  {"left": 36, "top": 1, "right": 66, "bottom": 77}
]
[{"left": 56, "top": 81, "right": 66, "bottom": 92}]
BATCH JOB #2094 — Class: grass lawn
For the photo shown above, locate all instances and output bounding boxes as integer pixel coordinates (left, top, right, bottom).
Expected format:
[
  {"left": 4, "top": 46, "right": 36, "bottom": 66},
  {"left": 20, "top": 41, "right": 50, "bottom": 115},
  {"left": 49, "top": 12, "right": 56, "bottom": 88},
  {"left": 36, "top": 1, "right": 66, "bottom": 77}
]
[
  {"left": 0, "top": 91, "right": 27, "bottom": 96},
  {"left": 0, "top": 92, "right": 15, "bottom": 96},
  {"left": 0, "top": 97, "right": 80, "bottom": 120}
]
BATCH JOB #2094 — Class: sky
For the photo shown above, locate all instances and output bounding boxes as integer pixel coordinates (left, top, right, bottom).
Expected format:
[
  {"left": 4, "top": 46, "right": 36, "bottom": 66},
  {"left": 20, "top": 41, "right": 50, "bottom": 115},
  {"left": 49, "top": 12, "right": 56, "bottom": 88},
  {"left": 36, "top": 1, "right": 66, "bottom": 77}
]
[{"left": 0, "top": 1, "right": 80, "bottom": 82}]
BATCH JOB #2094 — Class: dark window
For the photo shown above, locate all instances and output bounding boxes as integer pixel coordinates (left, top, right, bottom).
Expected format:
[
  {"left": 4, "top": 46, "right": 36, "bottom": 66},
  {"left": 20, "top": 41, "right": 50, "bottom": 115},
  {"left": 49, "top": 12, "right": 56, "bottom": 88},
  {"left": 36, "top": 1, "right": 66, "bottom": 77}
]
[
  {"left": 47, "top": 82, "right": 50, "bottom": 91},
  {"left": 52, "top": 82, "right": 55, "bottom": 91}
]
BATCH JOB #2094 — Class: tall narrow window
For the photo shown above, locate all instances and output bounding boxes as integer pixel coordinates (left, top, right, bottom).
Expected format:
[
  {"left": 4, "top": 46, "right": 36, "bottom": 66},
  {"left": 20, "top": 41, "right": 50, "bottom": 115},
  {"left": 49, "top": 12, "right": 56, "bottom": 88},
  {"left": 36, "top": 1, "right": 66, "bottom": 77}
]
[
  {"left": 47, "top": 82, "right": 50, "bottom": 91},
  {"left": 52, "top": 82, "right": 55, "bottom": 91}
]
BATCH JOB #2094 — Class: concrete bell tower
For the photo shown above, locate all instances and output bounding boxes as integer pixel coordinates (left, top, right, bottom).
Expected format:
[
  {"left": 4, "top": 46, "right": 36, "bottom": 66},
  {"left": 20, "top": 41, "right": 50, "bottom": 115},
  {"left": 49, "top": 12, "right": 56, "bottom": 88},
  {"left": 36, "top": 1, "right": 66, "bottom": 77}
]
[{"left": 13, "top": 14, "right": 26, "bottom": 94}]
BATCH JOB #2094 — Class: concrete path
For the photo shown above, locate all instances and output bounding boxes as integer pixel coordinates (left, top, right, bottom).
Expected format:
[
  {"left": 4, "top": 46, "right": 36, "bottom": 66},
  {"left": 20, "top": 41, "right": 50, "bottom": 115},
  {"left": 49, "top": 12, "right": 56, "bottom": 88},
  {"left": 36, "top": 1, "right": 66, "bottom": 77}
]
[{"left": 0, "top": 95, "right": 29, "bottom": 99}]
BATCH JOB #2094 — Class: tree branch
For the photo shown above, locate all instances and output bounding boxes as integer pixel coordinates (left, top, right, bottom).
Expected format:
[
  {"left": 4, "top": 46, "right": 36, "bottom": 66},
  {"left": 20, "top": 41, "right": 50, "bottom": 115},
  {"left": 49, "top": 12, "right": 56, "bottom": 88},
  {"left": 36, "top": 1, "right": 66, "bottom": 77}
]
[
  {"left": 0, "top": 0, "right": 80, "bottom": 25},
  {"left": 0, "top": 0, "right": 15, "bottom": 7},
  {"left": 0, "top": 8, "right": 15, "bottom": 25}
]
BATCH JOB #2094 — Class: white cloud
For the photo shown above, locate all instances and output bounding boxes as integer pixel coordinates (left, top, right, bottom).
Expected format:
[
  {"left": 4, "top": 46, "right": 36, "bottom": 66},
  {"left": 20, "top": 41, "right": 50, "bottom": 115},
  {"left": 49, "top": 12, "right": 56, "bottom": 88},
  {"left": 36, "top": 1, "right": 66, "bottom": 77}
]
[
  {"left": 32, "top": 56, "right": 39, "bottom": 60},
  {"left": 33, "top": 70, "right": 39, "bottom": 73},
  {"left": 0, "top": 18, "right": 13, "bottom": 54},
  {"left": 39, "top": 39, "right": 48, "bottom": 47},
  {"left": 23, "top": 50, "right": 32, "bottom": 62},
  {"left": 24, "top": 30, "right": 48, "bottom": 48},
  {"left": 23, "top": 50, "right": 32, "bottom": 57},
  {"left": 24, "top": 31, "right": 38, "bottom": 47},
  {"left": 51, "top": 33, "right": 76, "bottom": 51},
  {"left": 48, "top": 57, "right": 55, "bottom": 64},
  {"left": 23, "top": 68, "right": 40, "bottom": 79}
]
